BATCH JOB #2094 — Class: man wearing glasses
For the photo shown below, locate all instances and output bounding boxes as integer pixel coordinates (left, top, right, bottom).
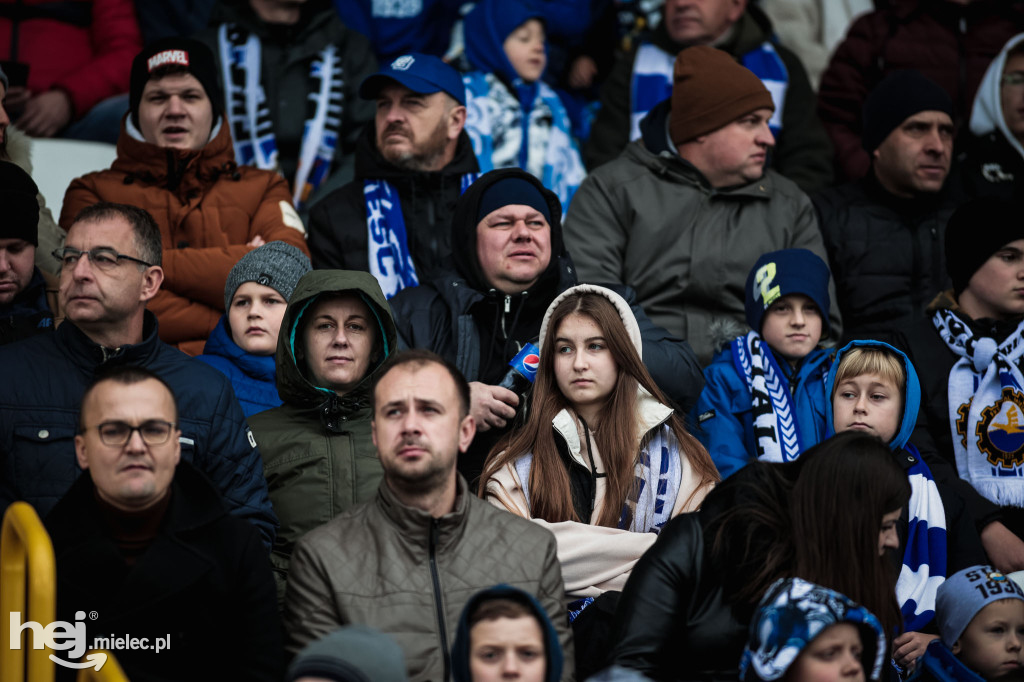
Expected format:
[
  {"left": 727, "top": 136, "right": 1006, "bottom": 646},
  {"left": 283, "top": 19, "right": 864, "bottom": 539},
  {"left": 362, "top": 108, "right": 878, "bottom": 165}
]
[
  {"left": 0, "top": 201, "right": 277, "bottom": 549},
  {"left": 44, "top": 364, "right": 283, "bottom": 680},
  {"left": 958, "top": 34, "right": 1024, "bottom": 202}
]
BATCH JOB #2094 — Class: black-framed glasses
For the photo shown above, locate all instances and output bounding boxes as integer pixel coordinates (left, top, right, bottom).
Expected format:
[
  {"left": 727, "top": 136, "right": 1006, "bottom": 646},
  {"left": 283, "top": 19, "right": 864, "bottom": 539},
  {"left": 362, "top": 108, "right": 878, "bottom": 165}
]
[
  {"left": 52, "top": 247, "right": 153, "bottom": 271},
  {"left": 87, "top": 420, "right": 177, "bottom": 446}
]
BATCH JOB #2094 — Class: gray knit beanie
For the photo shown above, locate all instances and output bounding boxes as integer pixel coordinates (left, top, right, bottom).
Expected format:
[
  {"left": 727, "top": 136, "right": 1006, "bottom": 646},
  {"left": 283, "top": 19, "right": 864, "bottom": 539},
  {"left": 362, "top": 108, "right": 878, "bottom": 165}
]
[
  {"left": 285, "top": 626, "right": 408, "bottom": 682},
  {"left": 223, "top": 241, "right": 311, "bottom": 311}
]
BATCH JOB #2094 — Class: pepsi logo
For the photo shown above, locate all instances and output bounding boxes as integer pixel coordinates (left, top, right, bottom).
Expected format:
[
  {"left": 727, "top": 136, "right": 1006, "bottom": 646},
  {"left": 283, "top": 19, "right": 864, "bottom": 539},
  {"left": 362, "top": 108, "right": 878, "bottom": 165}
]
[{"left": 523, "top": 354, "right": 540, "bottom": 374}]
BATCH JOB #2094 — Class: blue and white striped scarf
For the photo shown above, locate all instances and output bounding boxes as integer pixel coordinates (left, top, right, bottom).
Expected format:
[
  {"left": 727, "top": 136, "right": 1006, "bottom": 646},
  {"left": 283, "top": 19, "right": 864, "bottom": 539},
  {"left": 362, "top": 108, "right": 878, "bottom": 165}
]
[
  {"left": 364, "top": 173, "right": 477, "bottom": 299},
  {"left": 463, "top": 71, "right": 585, "bottom": 213},
  {"left": 629, "top": 40, "right": 788, "bottom": 141},
  {"left": 218, "top": 24, "right": 344, "bottom": 210},
  {"left": 731, "top": 331, "right": 804, "bottom": 463},
  {"left": 898, "top": 443, "right": 948, "bottom": 633}
]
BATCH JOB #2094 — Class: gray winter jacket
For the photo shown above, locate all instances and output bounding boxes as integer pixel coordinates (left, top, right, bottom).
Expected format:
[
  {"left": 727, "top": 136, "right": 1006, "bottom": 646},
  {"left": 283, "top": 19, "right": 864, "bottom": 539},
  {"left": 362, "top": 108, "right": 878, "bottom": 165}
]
[{"left": 564, "top": 101, "right": 841, "bottom": 365}]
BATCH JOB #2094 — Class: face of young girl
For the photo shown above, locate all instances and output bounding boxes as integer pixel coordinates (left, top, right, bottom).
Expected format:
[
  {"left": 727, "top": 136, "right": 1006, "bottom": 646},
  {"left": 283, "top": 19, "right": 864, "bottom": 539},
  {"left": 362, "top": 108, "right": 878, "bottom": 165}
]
[
  {"left": 786, "top": 623, "right": 866, "bottom": 682},
  {"left": 553, "top": 313, "right": 619, "bottom": 424}
]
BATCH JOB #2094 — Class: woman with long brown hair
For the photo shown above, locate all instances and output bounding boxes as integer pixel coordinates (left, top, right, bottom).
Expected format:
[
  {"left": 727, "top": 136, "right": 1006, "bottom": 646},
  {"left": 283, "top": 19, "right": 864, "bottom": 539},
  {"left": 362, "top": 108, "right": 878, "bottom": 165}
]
[{"left": 479, "top": 284, "right": 719, "bottom": 601}]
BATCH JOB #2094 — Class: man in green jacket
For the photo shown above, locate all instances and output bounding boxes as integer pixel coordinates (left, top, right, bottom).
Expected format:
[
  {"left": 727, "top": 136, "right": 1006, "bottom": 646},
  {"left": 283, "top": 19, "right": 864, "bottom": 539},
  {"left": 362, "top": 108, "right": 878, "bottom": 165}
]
[
  {"left": 284, "top": 349, "right": 572, "bottom": 682},
  {"left": 248, "top": 269, "right": 398, "bottom": 605}
]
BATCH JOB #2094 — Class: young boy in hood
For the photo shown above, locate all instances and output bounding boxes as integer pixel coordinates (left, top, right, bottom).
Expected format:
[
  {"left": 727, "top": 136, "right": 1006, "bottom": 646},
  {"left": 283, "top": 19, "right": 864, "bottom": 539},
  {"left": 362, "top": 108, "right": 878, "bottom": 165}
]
[
  {"left": 693, "top": 248, "right": 834, "bottom": 479},
  {"left": 452, "top": 585, "right": 564, "bottom": 682},
  {"left": 460, "top": 0, "right": 585, "bottom": 213},
  {"left": 827, "top": 340, "right": 986, "bottom": 669}
]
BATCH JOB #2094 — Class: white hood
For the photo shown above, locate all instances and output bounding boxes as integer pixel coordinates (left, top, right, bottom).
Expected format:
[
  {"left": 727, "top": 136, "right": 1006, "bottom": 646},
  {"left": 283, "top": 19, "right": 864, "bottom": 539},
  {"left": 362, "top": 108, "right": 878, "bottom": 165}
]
[{"left": 969, "top": 32, "right": 1024, "bottom": 159}]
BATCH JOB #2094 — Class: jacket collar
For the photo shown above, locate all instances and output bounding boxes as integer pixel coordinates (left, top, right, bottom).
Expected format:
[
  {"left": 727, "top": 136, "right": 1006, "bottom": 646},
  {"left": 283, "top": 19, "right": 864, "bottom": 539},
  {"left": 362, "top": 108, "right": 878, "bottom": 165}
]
[
  {"left": 202, "top": 315, "right": 277, "bottom": 382},
  {"left": 375, "top": 473, "right": 471, "bottom": 550},
  {"left": 551, "top": 389, "right": 673, "bottom": 468},
  {"left": 55, "top": 310, "right": 163, "bottom": 369}
]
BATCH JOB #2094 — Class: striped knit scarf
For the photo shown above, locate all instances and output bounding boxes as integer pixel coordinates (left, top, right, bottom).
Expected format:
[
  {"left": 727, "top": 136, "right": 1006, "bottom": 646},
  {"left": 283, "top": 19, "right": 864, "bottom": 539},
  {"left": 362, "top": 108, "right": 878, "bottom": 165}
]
[
  {"left": 463, "top": 71, "right": 585, "bottom": 213},
  {"left": 218, "top": 23, "right": 344, "bottom": 210},
  {"left": 898, "top": 443, "right": 948, "bottom": 632},
  {"left": 629, "top": 40, "right": 788, "bottom": 141},
  {"left": 935, "top": 309, "right": 1024, "bottom": 506},
  {"left": 731, "top": 331, "right": 803, "bottom": 463},
  {"left": 364, "top": 173, "right": 478, "bottom": 299}
]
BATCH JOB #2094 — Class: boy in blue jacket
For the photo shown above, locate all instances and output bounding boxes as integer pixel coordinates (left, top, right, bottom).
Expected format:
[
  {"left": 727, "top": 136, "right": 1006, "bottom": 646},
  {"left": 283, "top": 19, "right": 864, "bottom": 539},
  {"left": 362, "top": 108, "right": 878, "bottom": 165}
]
[{"left": 693, "top": 248, "right": 834, "bottom": 479}]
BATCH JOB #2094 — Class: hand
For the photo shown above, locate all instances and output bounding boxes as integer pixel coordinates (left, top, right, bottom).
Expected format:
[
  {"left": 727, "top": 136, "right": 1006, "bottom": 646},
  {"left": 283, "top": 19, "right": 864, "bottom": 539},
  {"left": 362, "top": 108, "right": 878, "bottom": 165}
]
[
  {"left": 469, "top": 382, "right": 519, "bottom": 432},
  {"left": 3, "top": 86, "right": 32, "bottom": 118},
  {"left": 247, "top": 235, "right": 267, "bottom": 248},
  {"left": 893, "top": 631, "right": 938, "bottom": 671},
  {"left": 981, "top": 521, "right": 1024, "bottom": 572},
  {"left": 568, "top": 56, "right": 598, "bottom": 90},
  {"left": 16, "top": 90, "right": 73, "bottom": 137}
]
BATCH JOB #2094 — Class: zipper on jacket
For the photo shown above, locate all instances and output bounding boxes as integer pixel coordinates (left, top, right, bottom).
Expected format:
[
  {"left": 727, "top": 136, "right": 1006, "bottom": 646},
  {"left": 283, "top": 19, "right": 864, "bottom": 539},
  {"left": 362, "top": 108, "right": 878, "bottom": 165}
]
[{"left": 429, "top": 519, "right": 451, "bottom": 680}]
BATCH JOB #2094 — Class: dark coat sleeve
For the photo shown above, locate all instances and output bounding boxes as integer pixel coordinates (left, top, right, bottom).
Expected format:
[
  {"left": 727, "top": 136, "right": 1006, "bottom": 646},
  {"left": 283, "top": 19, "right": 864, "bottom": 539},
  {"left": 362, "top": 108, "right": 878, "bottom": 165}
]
[
  {"left": 582, "top": 46, "right": 636, "bottom": 171},
  {"left": 772, "top": 43, "right": 834, "bottom": 193},
  {"left": 307, "top": 183, "right": 371, "bottom": 271}
]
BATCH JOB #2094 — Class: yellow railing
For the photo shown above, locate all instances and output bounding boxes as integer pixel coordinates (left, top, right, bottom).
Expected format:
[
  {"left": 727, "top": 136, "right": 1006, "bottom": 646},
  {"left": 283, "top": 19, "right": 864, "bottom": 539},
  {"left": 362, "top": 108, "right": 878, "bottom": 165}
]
[
  {"left": 76, "top": 650, "right": 128, "bottom": 682},
  {"left": 0, "top": 501, "right": 57, "bottom": 682}
]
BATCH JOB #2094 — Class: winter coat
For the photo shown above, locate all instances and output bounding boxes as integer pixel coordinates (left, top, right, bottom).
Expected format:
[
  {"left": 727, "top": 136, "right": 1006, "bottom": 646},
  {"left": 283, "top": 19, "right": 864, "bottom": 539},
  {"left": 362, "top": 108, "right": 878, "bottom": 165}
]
[
  {"left": 46, "top": 462, "right": 283, "bottom": 682},
  {"left": 892, "top": 310, "right": 1022, "bottom": 535},
  {"left": 583, "top": 5, "right": 833, "bottom": 194},
  {"left": 0, "top": 0, "right": 142, "bottom": 121},
  {"left": 564, "top": 99, "right": 841, "bottom": 366},
  {"left": 332, "top": 0, "right": 463, "bottom": 62},
  {"left": 812, "top": 173, "right": 957, "bottom": 345},
  {"left": 908, "top": 640, "right": 986, "bottom": 682},
  {"left": 196, "top": 315, "right": 281, "bottom": 418},
  {"left": 452, "top": 585, "right": 564, "bottom": 682},
  {"left": 955, "top": 33, "right": 1024, "bottom": 203},
  {"left": 486, "top": 394, "right": 710, "bottom": 598},
  {"left": 196, "top": 0, "right": 377, "bottom": 204},
  {"left": 693, "top": 345, "right": 833, "bottom": 480},
  {"left": 247, "top": 269, "right": 397, "bottom": 605},
  {"left": 307, "top": 124, "right": 480, "bottom": 279},
  {"left": 0, "top": 268, "right": 60, "bottom": 345},
  {"left": 816, "top": 0, "right": 1024, "bottom": 182},
  {"left": 389, "top": 167, "right": 704, "bottom": 482},
  {"left": 283, "top": 475, "right": 574, "bottom": 682},
  {"left": 0, "top": 311, "right": 277, "bottom": 548},
  {"left": 59, "top": 118, "right": 309, "bottom": 355}
]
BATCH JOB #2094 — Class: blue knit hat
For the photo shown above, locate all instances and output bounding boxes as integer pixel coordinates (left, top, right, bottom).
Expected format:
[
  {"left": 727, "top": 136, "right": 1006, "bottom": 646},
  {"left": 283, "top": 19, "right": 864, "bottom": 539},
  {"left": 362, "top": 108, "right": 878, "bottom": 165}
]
[
  {"left": 744, "top": 249, "right": 832, "bottom": 335},
  {"left": 936, "top": 565, "right": 1024, "bottom": 648}
]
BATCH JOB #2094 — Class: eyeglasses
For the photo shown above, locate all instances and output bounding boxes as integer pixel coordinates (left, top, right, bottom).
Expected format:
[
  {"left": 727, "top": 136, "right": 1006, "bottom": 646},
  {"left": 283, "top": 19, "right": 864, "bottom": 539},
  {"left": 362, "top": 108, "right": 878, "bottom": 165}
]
[
  {"left": 1002, "top": 72, "right": 1024, "bottom": 88},
  {"left": 52, "top": 247, "right": 153, "bottom": 271},
  {"left": 86, "top": 420, "right": 177, "bottom": 446}
]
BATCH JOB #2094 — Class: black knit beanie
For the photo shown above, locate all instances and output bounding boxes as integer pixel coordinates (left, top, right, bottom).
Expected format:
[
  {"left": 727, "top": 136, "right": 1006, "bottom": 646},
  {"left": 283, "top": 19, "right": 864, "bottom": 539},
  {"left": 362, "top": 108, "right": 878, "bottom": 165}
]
[
  {"left": 861, "top": 70, "right": 953, "bottom": 153},
  {"left": 0, "top": 161, "right": 40, "bottom": 246},
  {"left": 129, "top": 38, "right": 223, "bottom": 128},
  {"left": 946, "top": 197, "right": 1024, "bottom": 296}
]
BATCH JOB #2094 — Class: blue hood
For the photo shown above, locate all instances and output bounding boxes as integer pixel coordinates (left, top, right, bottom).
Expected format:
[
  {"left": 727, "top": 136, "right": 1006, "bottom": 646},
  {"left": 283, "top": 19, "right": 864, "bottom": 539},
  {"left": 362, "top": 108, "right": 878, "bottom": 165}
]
[
  {"left": 464, "top": 0, "right": 545, "bottom": 86},
  {"left": 824, "top": 340, "right": 921, "bottom": 451},
  {"left": 451, "top": 584, "right": 562, "bottom": 682}
]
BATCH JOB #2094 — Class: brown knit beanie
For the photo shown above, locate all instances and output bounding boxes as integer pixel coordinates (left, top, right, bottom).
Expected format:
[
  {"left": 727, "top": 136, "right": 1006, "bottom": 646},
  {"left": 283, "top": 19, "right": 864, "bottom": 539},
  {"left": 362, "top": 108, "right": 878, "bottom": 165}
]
[{"left": 670, "top": 45, "right": 775, "bottom": 145}]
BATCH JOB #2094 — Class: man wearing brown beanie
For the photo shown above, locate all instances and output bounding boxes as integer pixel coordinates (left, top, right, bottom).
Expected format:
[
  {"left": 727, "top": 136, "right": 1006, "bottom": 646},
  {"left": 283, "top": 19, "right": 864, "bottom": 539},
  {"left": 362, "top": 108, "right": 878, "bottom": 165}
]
[{"left": 565, "top": 45, "right": 840, "bottom": 366}]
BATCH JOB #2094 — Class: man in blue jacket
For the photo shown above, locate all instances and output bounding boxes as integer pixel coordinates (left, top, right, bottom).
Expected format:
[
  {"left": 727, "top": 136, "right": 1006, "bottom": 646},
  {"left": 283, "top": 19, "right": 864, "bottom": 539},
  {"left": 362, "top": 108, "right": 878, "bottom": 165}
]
[{"left": 0, "top": 201, "right": 276, "bottom": 547}]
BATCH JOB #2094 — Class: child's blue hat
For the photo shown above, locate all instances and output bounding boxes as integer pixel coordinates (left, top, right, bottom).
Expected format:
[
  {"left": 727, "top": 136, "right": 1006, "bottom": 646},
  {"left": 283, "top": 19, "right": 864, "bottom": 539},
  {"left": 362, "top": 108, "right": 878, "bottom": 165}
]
[
  {"left": 937, "top": 565, "right": 1024, "bottom": 647},
  {"left": 744, "top": 249, "right": 832, "bottom": 336}
]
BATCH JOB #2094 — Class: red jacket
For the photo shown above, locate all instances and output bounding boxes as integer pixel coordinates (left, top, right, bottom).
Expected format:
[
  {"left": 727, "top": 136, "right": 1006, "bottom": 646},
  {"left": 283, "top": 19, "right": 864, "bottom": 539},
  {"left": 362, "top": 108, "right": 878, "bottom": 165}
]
[
  {"left": 60, "top": 119, "right": 309, "bottom": 354},
  {"left": 0, "top": 0, "right": 142, "bottom": 119},
  {"left": 816, "top": 0, "right": 1024, "bottom": 181}
]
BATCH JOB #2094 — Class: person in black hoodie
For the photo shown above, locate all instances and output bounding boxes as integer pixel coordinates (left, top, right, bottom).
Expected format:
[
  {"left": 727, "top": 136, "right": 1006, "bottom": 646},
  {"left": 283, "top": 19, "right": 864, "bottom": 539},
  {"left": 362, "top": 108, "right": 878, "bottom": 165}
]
[
  {"left": 306, "top": 53, "right": 479, "bottom": 298},
  {"left": 388, "top": 167, "right": 703, "bottom": 485},
  {"left": 893, "top": 197, "right": 1024, "bottom": 575}
]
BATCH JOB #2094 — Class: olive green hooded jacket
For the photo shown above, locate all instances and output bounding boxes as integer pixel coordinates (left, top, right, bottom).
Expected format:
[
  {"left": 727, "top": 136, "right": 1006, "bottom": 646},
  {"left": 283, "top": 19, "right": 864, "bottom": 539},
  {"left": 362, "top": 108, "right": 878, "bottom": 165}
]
[{"left": 248, "top": 269, "right": 397, "bottom": 604}]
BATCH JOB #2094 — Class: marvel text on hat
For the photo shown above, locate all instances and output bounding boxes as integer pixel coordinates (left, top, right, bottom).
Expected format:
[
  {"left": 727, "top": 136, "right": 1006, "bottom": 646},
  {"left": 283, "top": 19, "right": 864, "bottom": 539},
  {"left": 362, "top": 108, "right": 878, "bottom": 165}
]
[{"left": 147, "top": 50, "right": 190, "bottom": 73}]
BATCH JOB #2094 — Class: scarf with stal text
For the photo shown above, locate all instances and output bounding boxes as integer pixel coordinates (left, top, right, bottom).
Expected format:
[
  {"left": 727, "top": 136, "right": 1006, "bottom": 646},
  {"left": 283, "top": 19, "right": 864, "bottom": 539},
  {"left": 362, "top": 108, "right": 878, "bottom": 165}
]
[
  {"left": 463, "top": 70, "right": 585, "bottom": 214},
  {"left": 365, "top": 172, "right": 478, "bottom": 299},
  {"left": 629, "top": 40, "right": 788, "bottom": 141},
  {"left": 731, "top": 331, "right": 804, "bottom": 463},
  {"left": 898, "top": 443, "right": 948, "bottom": 633},
  {"left": 935, "top": 309, "right": 1024, "bottom": 506},
  {"left": 218, "top": 23, "right": 344, "bottom": 210}
]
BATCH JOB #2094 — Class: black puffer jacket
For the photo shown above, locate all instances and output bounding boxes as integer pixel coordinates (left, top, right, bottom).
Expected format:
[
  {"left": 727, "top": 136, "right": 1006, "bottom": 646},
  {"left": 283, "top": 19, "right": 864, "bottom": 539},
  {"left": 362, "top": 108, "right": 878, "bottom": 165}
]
[
  {"left": 812, "top": 173, "right": 957, "bottom": 344},
  {"left": 306, "top": 124, "right": 480, "bottom": 279},
  {"left": 389, "top": 168, "right": 704, "bottom": 483},
  {"left": 954, "top": 130, "right": 1024, "bottom": 203}
]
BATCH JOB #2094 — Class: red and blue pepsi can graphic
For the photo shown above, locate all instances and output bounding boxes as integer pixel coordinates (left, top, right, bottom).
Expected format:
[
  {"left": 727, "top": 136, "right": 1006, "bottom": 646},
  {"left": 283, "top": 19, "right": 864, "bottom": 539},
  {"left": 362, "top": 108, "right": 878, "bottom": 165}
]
[{"left": 509, "top": 343, "right": 540, "bottom": 384}]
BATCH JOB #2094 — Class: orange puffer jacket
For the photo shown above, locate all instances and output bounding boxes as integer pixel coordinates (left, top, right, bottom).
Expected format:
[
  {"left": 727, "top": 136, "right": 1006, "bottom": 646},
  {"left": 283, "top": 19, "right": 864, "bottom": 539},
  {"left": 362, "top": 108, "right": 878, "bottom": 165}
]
[{"left": 60, "top": 119, "right": 309, "bottom": 354}]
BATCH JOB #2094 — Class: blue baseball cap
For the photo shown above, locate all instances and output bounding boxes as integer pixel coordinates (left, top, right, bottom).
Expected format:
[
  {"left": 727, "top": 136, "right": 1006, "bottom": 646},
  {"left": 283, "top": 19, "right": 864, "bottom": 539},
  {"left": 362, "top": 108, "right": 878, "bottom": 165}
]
[{"left": 358, "top": 53, "right": 466, "bottom": 106}]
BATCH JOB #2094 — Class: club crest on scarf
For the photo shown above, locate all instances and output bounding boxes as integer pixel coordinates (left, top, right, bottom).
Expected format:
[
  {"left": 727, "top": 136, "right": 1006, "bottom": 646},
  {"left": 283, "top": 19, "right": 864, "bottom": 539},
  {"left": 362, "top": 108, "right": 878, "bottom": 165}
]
[{"left": 956, "top": 387, "right": 1024, "bottom": 470}]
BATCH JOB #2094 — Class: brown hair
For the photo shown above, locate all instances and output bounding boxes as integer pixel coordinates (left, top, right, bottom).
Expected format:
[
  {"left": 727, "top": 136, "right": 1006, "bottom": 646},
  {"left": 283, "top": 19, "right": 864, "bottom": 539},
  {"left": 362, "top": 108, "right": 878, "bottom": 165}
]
[
  {"left": 372, "top": 348, "right": 471, "bottom": 418},
  {"left": 480, "top": 291, "right": 718, "bottom": 525},
  {"left": 469, "top": 598, "right": 537, "bottom": 628}
]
